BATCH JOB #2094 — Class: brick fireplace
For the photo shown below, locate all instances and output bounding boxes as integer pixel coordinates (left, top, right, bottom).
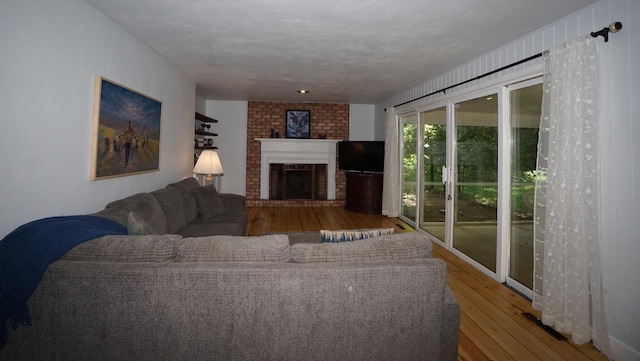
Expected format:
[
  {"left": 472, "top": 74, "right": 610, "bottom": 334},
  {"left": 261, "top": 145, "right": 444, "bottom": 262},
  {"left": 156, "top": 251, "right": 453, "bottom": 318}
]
[{"left": 246, "top": 101, "right": 349, "bottom": 206}]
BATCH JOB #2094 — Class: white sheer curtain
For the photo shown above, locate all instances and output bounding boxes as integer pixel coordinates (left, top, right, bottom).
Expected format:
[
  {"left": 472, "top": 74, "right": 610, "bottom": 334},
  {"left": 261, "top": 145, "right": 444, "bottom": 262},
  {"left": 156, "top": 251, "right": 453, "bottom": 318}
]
[
  {"left": 533, "top": 36, "right": 609, "bottom": 353},
  {"left": 382, "top": 108, "right": 400, "bottom": 217}
]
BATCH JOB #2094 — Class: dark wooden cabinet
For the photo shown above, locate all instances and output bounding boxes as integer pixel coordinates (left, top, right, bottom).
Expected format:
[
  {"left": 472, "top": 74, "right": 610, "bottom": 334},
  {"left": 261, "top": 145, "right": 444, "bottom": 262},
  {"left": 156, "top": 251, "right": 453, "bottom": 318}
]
[{"left": 345, "top": 172, "right": 383, "bottom": 214}]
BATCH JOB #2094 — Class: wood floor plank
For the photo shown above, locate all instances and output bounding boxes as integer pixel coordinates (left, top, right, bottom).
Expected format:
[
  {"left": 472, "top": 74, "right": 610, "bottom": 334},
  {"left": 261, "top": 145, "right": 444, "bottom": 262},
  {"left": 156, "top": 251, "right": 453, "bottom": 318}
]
[
  {"left": 246, "top": 206, "right": 609, "bottom": 360},
  {"left": 457, "top": 330, "right": 491, "bottom": 361},
  {"left": 298, "top": 207, "right": 313, "bottom": 230},
  {"left": 432, "top": 242, "right": 608, "bottom": 361},
  {"left": 458, "top": 311, "right": 515, "bottom": 360},
  {"left": 447, "top": 272, "right": 564, "bottom": 361}
]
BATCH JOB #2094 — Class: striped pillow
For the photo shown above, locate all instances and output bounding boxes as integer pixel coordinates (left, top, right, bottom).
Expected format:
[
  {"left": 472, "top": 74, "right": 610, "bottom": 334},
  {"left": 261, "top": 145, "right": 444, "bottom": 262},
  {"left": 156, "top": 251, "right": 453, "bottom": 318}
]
[{"left": 320, "top": 228, "right": 394, "bottom": 243}]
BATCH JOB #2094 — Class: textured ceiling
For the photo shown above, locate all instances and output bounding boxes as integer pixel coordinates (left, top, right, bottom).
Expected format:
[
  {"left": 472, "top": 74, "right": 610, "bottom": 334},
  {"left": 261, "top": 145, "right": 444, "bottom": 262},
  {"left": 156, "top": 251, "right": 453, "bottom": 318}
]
[{"left": 85, "top": 0, "right": 597, "bottom": 103}]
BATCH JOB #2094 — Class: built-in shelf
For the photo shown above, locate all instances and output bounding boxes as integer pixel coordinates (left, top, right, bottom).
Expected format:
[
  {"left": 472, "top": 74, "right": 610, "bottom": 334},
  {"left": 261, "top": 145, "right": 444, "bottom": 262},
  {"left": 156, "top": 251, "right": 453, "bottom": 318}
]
[
  {"left": 195, "top": 112, "right": 218, "bottom": 123},
  {"left": 195, "top": 111, "right": 219, "bottom": 153},
  {"left": 195, "top": 129, "right": 218, "bottom": 136}
]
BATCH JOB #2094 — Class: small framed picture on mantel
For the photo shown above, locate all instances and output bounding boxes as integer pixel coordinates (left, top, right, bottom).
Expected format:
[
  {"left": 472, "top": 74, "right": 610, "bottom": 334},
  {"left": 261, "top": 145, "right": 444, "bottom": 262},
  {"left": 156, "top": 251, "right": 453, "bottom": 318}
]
[{"left": 285, "top": 110, "right": 310, "bottom": 139}]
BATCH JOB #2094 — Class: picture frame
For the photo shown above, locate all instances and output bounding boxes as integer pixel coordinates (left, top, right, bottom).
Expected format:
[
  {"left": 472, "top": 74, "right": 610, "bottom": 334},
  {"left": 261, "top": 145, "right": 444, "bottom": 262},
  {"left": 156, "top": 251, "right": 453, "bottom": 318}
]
[
  {"left": 90, "top": 76, "right": 162, "bottom": 180},
  {"left": 285, "top": 110, "right": 311, "bottom": 139}
]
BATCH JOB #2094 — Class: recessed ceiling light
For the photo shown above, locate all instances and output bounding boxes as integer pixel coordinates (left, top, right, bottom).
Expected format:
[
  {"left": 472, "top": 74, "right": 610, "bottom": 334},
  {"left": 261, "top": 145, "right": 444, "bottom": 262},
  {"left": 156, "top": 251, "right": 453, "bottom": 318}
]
[{"left": 297, "top": 89, "right": 310, "bottom": 94}]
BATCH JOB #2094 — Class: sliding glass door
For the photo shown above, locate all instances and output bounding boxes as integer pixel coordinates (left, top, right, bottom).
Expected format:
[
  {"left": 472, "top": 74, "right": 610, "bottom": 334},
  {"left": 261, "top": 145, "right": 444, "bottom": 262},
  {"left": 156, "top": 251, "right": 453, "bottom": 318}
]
[
  {"left": 398, "top": 77, "right": 542, "bottom": 294},
  {"left": 400, "top": 113, "right": 418, "bottom": 224},
  {"left": 419, "top": 107, "right": 447, "bottom": 239},
  {"left": 507, "top": 81, "right": 542, "bottom": 294},
  {"left": 452, "top": 94, "right": 499, "bottom": 272}
]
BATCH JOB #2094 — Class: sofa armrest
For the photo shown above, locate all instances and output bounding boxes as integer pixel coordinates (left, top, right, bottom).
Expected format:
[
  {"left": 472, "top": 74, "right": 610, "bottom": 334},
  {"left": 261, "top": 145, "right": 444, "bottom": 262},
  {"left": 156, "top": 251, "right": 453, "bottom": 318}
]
[
  {"left": 441, "top": 286, "right": 461, "bottom": 361},
  {"left": 219, "top": 193, "right": 246, "bottom": 214}
]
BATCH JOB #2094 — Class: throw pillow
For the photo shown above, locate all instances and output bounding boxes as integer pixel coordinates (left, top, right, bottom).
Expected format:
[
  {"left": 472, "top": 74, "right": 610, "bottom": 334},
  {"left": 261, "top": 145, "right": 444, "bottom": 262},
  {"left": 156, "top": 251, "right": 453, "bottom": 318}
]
[
  {"left": 151, "top": 187, "right": 187, "bottom": 233},
  {"left": 320, "top": 227, "right": 394, "bottom": 243},
  {"left": 291, "top": 232, "right": 432, "bottom": 263},
  {"left": 191, "top": 184, "right": 227, "bottom": 220},
  {"left": 127, "top": 211, "right": 156, "bottom": 235}
]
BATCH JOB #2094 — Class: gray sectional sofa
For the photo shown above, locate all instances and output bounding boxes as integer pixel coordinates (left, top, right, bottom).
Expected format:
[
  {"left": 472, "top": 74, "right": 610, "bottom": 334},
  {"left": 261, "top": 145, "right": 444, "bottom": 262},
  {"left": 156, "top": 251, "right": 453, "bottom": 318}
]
[
  {"left": 1, "top": 178, "right": 460, "bottom": 361},
  {"left": 94, "top": 177, "right": 248, "bottom": 237}
]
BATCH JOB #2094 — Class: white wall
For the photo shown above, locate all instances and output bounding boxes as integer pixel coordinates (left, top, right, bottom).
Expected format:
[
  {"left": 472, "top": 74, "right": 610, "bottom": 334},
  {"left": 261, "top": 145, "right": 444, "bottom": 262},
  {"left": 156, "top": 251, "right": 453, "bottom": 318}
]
[
  {"left": 204, "top": 100, "right": 248, "bottom": 195},
  {"left": 0, "top": 0, "right": 196, "bottom": 239},
  {"left": 195, "top": 95, "right": 207, "bottom": 114},
  {"left": 349, "top": 104, "right": 376, "bottom": 140},
  {"left": 376, "top": 0, "right": 639, "bottom": 359}
]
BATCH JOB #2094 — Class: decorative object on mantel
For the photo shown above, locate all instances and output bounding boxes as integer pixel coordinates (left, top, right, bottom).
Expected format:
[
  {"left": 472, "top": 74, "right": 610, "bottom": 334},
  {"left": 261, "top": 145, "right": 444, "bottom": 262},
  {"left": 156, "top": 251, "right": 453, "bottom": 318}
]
[
  {"left": 270, "top": 128, "right": 275, "bottom": 138},
  {"left": 90, "top": 76, "right": 162, "bottom": 180},
  {"left": 193, "top": 149, "right": 224, "bottom": 185},
  {"left": 285, "top": 110, "right": 310, "bottom": 139},
  {"left": 318, "top": 133, "right": 327, "bottom": 139}
]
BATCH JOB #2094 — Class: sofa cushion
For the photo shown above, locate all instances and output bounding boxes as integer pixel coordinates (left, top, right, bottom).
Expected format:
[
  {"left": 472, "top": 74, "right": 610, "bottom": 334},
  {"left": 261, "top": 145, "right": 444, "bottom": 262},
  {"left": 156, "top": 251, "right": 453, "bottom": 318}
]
[
  {"left": 167, "top": 177, "right": 200, "bottom": 224},
  {"left": 219, "top": 193, "right": 246, "bottom": 215},
  {"left": 320, "top": 227, "right": 394, "bottom": 243},
  {"left": 263, "top": 231, "right": 322, "bottom": 245},
  {"left": 176, "top": 221, "right": 245, "bottom": 237},
  {"left": 127, "top": 211, "right": 156, "bottom": 235},
  {"left": 176, "top": 234, "right": 290, "bottom": 262},
  {"left": 61, "top": 234, "right": 181, "bottom": 262},
  {"left": 191, "top": 185, "right": 227, "bottom": 220},
  {"left": 291, "top": 232, "right": 432, "bottom": 263},
  {"left": 103, "top": 192, "right": 168, "bottom": 234},
  {"left": 151, "top": 186, "right": 187, "bottom": 233}
]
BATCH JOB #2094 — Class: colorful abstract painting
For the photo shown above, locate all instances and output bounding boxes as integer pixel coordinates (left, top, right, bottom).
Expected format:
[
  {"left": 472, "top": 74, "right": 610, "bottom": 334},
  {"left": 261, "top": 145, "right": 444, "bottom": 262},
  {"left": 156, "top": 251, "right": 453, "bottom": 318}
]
[
  {"left": 285, "top": 110, "right": 310, "bottom": 138},
  {"left": 90, "top": 77, "right": 162, "bottom": 180}
]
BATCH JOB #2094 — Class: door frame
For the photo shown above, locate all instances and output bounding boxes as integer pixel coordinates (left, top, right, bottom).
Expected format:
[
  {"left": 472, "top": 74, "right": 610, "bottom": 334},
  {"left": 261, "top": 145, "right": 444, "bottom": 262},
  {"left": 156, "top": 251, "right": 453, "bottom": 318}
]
[{"left": 502, "top": 76, "right": 544, "bottom": 299}]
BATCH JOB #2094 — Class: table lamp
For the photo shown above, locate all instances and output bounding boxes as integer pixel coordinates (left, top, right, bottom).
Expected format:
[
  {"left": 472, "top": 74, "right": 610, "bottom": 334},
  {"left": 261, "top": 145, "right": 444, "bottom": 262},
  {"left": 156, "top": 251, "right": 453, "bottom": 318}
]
[{"left": 193, "top": 149, "right": 223, "bottom": 185}]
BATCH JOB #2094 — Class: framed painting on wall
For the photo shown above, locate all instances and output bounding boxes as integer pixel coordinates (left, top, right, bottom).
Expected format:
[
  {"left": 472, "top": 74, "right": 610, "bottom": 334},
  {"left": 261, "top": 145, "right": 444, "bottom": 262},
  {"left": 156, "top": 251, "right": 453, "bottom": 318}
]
[
  {"left": 285, "top": 110, "right": 311, "bottom": 138},
  {"left": 90, "top": 76, "right": 162, "bottom": 180}
]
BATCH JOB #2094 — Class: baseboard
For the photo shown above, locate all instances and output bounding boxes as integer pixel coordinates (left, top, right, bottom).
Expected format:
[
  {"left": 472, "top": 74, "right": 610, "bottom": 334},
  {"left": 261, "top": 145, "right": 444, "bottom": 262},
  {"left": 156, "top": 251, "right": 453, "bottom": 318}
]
[{"left": 609, "top": 336, "right": 640, "bottom": 361}]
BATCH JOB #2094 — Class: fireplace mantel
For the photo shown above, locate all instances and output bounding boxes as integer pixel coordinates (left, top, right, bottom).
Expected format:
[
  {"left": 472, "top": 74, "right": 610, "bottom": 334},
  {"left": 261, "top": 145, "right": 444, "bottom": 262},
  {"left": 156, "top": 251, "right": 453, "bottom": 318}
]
[{"left": 256, "top": 138, "right": 340, "bottom": 200}]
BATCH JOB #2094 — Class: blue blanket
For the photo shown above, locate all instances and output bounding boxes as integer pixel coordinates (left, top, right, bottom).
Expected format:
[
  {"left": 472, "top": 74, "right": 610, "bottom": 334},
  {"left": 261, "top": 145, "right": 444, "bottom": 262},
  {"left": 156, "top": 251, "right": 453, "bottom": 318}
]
[{"left": 0, "top": 215, "right": 127, "bottom": 349}]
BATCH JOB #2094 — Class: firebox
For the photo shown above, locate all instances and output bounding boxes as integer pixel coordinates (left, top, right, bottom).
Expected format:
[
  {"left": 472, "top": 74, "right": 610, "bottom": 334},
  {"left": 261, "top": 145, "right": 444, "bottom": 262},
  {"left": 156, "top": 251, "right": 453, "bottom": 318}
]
[{"left": 269, "top": 164, "right": 327, "bottom": 200}]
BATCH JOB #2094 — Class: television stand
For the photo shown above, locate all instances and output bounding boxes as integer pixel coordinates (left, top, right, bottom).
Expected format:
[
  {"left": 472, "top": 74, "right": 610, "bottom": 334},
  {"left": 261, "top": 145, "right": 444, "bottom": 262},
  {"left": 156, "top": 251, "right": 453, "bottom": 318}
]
[{"left": 345, "top": 172, "right": 383, "bottom": 214}]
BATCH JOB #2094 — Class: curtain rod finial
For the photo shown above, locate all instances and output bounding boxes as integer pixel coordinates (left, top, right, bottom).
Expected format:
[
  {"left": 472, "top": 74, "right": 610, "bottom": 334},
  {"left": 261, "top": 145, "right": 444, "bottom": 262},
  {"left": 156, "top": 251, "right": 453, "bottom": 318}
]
[
  {"left": 609, "top": 21, "right": 622, "bottom": 33},
  {"left": 591, "top": 21, "right": 622, "bottom": 42}
]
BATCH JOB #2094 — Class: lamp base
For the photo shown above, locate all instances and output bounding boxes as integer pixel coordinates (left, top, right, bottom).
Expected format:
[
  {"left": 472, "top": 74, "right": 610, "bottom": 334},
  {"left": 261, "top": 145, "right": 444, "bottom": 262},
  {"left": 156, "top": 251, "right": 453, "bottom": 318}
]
[{"left": 204, "top": 174, "right": 214, "bottom": 186}]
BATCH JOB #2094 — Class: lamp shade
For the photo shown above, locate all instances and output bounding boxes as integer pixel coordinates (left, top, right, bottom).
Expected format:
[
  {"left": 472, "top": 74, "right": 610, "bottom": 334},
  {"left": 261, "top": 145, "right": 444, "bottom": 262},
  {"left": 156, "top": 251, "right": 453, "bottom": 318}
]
[{"left": 193, "top": 150, "right": 223, "bottom": 175}]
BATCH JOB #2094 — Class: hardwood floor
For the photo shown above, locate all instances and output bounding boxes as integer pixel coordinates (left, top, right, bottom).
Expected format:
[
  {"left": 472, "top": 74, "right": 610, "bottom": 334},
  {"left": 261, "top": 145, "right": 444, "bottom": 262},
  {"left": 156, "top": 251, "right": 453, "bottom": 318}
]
[{"left": 247, "top": 206, "right": 609, "bottom": 361}]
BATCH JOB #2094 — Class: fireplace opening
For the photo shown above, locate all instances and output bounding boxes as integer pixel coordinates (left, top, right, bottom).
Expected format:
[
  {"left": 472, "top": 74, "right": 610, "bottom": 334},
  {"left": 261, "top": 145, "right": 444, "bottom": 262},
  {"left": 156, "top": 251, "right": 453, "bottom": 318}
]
[{"left": 269, "top": 164, "right": 327, "bottom": 200}]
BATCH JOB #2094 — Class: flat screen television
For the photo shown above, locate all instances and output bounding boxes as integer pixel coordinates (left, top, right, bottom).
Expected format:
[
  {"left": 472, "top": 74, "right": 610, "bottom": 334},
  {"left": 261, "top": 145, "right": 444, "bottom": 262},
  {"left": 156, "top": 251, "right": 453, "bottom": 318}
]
[{"left": 338, "top": 141, "right": 385, "bottom": 173}]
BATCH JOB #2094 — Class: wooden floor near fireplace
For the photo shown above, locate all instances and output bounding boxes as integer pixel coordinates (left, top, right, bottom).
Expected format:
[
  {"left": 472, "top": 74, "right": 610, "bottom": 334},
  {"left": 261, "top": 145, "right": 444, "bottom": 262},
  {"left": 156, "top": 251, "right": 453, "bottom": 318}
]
[{"left": 246, "top": 206, "right": 608, "bottom": 361}]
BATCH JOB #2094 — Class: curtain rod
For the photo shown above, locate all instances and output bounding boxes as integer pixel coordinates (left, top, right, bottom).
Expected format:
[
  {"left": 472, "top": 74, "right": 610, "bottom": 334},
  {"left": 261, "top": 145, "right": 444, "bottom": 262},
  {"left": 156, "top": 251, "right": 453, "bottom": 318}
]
[{"left": 391, "top": 22, "right": 622, "bottom": 109}]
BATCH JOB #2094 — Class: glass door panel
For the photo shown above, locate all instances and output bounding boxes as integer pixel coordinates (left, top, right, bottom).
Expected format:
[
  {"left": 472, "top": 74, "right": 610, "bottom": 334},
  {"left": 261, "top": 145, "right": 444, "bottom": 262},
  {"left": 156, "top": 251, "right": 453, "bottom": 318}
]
[
  {"left": 420, "top": 107, "right": 447, "bottom": 240},
  {"left": 453, "top": 94, "right": 498, "bottom": 272},
  {"left": 401, "top": 114, "right": 419, "bottom": 223},
  {"left": 509, "top": 83, "right": 542, "bottom": 291}
]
